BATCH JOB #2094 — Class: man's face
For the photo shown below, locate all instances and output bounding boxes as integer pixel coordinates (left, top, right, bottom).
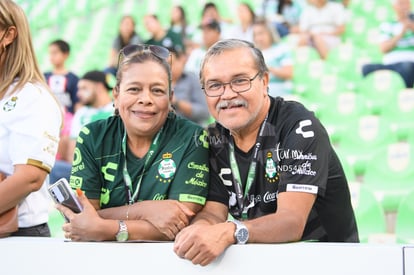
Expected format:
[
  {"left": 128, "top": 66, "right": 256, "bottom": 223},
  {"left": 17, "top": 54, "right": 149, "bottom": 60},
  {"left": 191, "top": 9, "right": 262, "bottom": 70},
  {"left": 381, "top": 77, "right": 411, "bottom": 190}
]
[
  {"left": 77, "top": 79, "right": 97, "bottom": 106},
  {"left": 201, "top": 48, "right": 269, "bottom": 132}
]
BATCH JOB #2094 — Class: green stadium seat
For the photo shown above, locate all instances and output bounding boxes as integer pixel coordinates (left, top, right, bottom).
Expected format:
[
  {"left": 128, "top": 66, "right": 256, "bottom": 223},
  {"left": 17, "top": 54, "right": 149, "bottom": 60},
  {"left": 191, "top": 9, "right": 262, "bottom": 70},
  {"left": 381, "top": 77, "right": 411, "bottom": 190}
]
[
  {"left": 363, "top": 141, "right": 414, "bottom": 213},
  {"left": 357, "top": 70, "right": 406, "bottom": 114},
  {"left": 395, "top": 190, "right": 414, "bottom": 244},
  {"left": 318, "top": 91, "right": 367, "bottom": 145},
  {"left": 293, "top": 49, "right": 326, "bottom": 97},
  {"left": 336, "top": 114, "right": 397, "bottom": 177},
  {"left": 350, "top": 184, "right": 387, "bottom": 243},
  {"left": 382, "top": 88, "right": 414, "bottom": 141},
  {"left": 48, "top": 207, "right": 65, "bottom": 238}
]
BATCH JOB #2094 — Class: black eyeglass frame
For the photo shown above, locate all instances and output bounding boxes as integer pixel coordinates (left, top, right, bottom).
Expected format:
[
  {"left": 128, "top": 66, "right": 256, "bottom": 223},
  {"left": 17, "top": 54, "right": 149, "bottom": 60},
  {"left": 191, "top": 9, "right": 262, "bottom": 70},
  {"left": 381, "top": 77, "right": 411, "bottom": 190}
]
[{"left": 202, "top": 71, "right": 261, "bottom": 97}]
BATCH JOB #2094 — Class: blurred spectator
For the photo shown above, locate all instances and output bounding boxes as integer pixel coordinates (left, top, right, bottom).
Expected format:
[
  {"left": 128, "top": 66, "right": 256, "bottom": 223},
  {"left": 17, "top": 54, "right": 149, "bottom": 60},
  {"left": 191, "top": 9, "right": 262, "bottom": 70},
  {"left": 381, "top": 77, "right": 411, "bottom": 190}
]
[
  {"left": 297, "top": 0, "right": 347, "bottom": 59},
  {"left": 70, "top": 70, "right": 115, "bottom": 158},
  {"left": 44, "top": 39, "right": 79, "bottom": 184},
  {"left": 168, "top": 47, "right": 210, "bottom": 126},
  {"left": 229, "top": 2, "right": 256, "bottom": 42},
  {"left": 144, "top": 14, "right": 185, "bottom": 53},
  {"left": 253, "top": 18, "right": 293, "bottom": 97},
  {"left": 192, "top": 2, "right": 234, "bottom": 45},
  {"left": 104, "top": 15, "right": 142, "bottom": 76},
  {"left": 277, "top": 0, "right": 302, "bottom": 37},
  {"left": 50, "top": 70, "right": 115, "bottom": 183},
  {"left": 258, "top": 0, "right": 302, "bottom": 38},
  {"left": 169, "top": 5, "right": 195, "bottom": 53},
  {"left": 44, "top": 39, "right": 80, "bottom": 114},
  {"left": 361, "top": 0, "right": 414, "bottom": 88},
  {"left": 185, "top": 19, "right": 221, "bottom": 76}
]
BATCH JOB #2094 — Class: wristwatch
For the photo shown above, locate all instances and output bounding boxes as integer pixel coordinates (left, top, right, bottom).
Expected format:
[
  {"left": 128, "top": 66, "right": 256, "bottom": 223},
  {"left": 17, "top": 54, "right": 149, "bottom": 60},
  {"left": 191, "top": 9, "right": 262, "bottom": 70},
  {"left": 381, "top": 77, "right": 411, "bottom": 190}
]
[
  {"left": 115, "top": 220, "right": 129, "bottom": 242},
  {"left": 229, "top": 219, "right": 249, "bottom": 244}
]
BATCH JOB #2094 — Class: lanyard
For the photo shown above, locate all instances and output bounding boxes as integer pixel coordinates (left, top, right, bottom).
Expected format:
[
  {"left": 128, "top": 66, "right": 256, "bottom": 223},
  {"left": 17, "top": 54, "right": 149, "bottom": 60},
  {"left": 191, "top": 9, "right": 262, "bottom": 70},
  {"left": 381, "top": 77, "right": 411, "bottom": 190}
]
[
  {"left": 229, "top": 115, "right": 268, "bottom": 219},
  {"left": 122, "top": 129, "right": 162, "bottom": 205}
]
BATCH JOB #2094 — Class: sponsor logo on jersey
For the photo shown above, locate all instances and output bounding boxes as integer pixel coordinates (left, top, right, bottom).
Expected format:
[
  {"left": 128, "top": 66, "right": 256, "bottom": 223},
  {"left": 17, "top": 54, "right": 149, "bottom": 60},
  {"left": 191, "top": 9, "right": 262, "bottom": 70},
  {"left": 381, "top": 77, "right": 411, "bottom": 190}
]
[
  {"left": 295, "top": 119, "right": 314, "bottom": 138},
  {"left": 286, "top": 184, "right": 318, "bottom": 194}
]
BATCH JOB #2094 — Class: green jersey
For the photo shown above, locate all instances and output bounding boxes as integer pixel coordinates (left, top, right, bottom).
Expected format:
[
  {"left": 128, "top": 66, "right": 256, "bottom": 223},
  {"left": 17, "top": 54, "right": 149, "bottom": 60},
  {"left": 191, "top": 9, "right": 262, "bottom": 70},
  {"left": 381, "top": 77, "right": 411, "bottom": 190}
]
[{"left": 70, "top": 113, "right": 209, "bottom": 208}]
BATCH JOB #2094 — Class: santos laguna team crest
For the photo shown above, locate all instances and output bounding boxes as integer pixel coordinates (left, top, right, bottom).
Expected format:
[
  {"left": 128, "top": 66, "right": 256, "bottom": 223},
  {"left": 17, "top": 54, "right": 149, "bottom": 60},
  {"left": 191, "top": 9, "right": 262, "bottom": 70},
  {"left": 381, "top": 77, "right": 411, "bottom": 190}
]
[
  {"left": 157, "top": 152, "right": 176, "bottom": 183},
  {"left": 265, "top": 151, "right": 279, "bottom": 183}
]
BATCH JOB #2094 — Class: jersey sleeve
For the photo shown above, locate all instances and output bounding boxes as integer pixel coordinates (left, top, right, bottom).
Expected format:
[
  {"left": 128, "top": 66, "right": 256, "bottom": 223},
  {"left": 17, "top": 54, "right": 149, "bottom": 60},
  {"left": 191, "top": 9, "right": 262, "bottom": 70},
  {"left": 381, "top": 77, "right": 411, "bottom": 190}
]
[
  {"left": 277, "top": 115, "right": 331, "bottom": 197},
  {"left": 167, "top": 128, "right": 209, "bottom": 206},
  {"left": 69, "top": 124, "right": 103, "bottom": 200},
  {"left": 6, "top": 85, "right": 61, "bottom": 173}
]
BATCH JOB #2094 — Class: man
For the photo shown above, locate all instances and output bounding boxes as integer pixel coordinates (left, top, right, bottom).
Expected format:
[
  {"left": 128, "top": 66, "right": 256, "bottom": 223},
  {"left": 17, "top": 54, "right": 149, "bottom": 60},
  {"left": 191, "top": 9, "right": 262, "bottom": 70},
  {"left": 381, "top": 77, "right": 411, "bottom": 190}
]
[
  {"left": 185, "top": 19, "right": 221, "bottom": 76},
  {"left": 50, "top": 70, "right": 114, "bottom": 183},
  {"left": 69, "top": 70, "right": 114, "bottom": 144},
  {"left": 168, "top": 47, "right": 210, "bottom": 126},
  {"left": 362, "top": 0, "right": 414, "bottom": 88},
  {"left": 144, "top": 14, "right": 185, "bottom": 53},
  {"left": 173, "top": 39, "right": 358, "bottom": 266}
]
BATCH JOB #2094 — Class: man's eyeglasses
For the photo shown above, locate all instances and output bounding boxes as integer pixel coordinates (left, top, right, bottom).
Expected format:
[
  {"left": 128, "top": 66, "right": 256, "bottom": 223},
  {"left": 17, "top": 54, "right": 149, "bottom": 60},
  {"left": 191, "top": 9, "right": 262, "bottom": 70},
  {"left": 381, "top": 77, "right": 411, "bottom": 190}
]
[
  {"left": 117, "top": 44, "right": 171, "bottom": 68},
  {"left": 202, "top": 72, "right": 261, "bottom": 97}
]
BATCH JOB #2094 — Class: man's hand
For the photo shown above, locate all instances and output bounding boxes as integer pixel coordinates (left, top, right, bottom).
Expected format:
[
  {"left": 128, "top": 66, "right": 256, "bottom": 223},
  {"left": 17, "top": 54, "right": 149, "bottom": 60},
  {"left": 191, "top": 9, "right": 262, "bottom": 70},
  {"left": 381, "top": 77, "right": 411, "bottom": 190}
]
[{"left": 173, "top": 222, "right": 235, "bottom": 266}]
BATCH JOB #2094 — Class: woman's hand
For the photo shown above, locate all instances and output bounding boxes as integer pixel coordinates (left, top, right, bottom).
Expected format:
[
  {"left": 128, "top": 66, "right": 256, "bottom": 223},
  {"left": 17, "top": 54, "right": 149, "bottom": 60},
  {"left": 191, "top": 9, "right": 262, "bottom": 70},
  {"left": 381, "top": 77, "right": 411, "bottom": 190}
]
[
  {"left": 131, "top": 200, "right": 195, "bottom": 239},
  {"left": 57, "top": 190, "right": 108, "bottom": 241}
]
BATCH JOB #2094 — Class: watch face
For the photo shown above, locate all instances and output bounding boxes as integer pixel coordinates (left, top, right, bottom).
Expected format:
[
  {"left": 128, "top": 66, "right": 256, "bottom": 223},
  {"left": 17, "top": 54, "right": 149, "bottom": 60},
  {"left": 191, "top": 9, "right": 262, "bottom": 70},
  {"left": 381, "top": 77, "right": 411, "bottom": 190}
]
[
  {"left": 116, "top": 231, "right": 128, "bottom": 242},
  {"left": 236, "top": 228, "right": 249, "bottom": 244}
]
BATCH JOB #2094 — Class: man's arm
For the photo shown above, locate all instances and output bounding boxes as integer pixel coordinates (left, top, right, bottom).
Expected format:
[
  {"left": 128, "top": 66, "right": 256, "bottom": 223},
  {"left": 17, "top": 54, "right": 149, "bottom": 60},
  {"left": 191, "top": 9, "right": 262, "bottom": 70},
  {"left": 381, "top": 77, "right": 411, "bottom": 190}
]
[
  {"left": 246, "top": 191, "right": 316, "bottom": 243},
  {"left": 174, "top": 191, "right": 316, "bottom": 266}
]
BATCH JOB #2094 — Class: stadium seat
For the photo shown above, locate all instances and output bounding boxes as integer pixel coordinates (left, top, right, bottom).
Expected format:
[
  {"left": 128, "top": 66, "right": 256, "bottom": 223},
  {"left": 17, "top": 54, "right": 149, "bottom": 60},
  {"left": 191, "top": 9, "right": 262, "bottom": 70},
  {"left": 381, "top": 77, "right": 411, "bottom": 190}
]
[
  {"left": 48, "top": 207, "right": 65, "bottom": 238},
  {"left": 293, "top": 49, "right": 326, "bottom": 97},
  {"left": 350, "top": 184, "right": 387, "bottom": 243},
  {"left": 363, "top": 141, "right": 414, "bottom": 213},
  {"left": 357, "top": 70, "right": 406, "bottom": 114},
  {"left": 317, "top": 91, "right": 367, "bottom": 145},
  {"left": 336, "top": 113, "right": 397, "bottom": 177},
  {"left": 395, "top": 189, "right": 414, "bottom": 244},
  {"left": 382, "top": 88, "right": 414, "bottom": 141}
]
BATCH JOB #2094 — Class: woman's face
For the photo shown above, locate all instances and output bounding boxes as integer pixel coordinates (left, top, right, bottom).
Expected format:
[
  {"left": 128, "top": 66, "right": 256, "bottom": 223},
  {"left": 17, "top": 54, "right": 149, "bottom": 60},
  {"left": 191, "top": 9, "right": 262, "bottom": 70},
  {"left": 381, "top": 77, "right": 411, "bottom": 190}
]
[
  {"left": 253, "top": 24, "right": 272, "bottom": 49},
  {"left": 120, "top": 16, "right": 135, "bottom": 38},
  {"left": 171, "top": 6, "right": 182, "bottom": 24},
  {"left": 114, "top": 60, "right": 171, "bottom": 138}
]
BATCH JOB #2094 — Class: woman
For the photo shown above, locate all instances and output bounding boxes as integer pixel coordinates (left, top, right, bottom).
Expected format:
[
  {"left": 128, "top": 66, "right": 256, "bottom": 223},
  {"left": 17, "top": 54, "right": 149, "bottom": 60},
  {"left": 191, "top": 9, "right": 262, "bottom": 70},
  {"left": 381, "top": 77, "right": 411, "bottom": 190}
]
[
  {"left": 0, "top": 0, "right": 62, "bottom": 237},
  {"left": 169, "top": 5, "right": 195, "bottom": 52},
  {"left": 57, "top": 44, "right": 209, "bottom": 242},
  {"left": 230, "top": 2, "right": 256, "bottom": 42},
  {"left": 253, "top": 19, "right": 293, "bottom": 97},
  {"left": 104, "top": 15, "right": 142, "bottom": 76}
]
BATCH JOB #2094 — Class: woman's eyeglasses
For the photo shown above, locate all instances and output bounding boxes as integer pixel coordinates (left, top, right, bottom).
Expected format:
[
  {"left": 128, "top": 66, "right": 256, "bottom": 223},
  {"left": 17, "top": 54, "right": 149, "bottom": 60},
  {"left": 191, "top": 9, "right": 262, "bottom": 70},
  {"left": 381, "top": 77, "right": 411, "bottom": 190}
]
[{"left": 117, "top": 44, "right": 171, "bottom": 68}]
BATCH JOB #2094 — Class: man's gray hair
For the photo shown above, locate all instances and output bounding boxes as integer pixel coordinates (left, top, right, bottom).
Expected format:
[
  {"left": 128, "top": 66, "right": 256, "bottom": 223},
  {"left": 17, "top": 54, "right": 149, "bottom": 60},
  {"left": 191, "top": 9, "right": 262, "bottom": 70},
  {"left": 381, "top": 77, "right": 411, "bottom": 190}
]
[{"left": 199, "top": 39, "right": 269, "bottom": 84}]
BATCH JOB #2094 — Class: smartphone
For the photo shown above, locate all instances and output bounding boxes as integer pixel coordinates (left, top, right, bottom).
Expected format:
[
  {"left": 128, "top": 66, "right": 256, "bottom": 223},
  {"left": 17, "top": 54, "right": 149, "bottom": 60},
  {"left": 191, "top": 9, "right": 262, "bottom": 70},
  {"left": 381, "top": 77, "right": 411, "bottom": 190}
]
[{"left": 48, "top": 178, "right": 83, "bottom": 220}]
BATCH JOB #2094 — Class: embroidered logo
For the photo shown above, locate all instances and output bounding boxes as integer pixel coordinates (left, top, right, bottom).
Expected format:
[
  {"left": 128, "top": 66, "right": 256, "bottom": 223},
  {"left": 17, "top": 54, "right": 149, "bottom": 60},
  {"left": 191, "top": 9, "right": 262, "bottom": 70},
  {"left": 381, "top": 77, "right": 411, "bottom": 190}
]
[
  {"left": 157, "top": 152, "right": 176, "bottom": 182},
  {"left": 3, "top": 96, "right": 18, "bottom": 112},
  {"left": 265, "top": 151, "right": 279, "bottom": 183}
]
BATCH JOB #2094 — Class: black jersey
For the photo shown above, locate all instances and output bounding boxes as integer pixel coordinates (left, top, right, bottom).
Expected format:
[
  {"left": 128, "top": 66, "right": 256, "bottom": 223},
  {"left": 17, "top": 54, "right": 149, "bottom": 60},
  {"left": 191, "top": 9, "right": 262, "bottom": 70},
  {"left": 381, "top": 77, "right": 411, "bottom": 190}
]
[{"left": 208, "top": 96, "right": 359, "bottom": 242}]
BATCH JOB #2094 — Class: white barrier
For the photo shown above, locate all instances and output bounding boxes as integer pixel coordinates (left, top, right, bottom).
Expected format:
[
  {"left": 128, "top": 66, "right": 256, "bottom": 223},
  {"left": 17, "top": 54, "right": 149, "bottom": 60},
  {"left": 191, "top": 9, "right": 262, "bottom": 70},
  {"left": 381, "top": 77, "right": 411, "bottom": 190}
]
[{"left": 0, "top": 237, "right": 413, "bottom": 275}]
